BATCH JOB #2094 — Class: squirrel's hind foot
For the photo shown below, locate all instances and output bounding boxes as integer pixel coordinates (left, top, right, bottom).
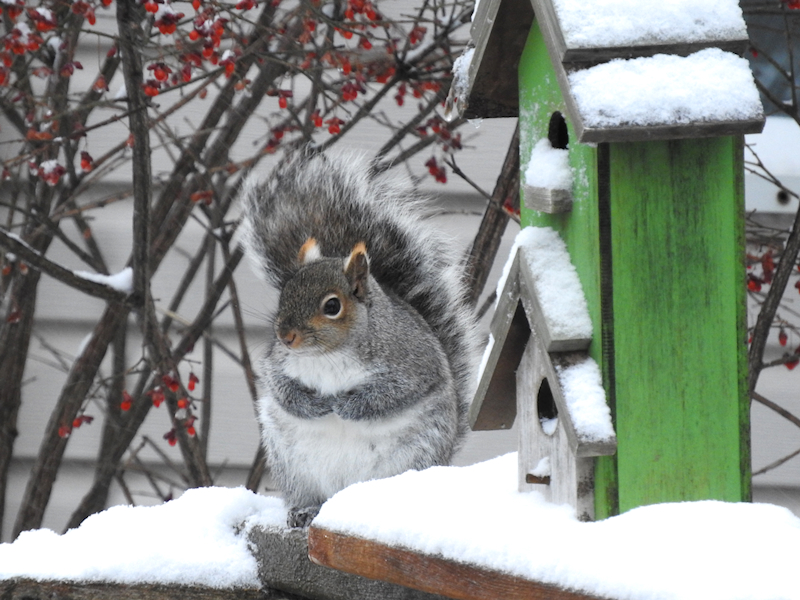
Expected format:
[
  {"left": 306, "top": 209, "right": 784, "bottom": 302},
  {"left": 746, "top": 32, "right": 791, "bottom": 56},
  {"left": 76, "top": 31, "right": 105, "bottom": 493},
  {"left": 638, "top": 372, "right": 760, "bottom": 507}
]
[{"left": 287, "top": 504, "right": 321, "bottom": 529}]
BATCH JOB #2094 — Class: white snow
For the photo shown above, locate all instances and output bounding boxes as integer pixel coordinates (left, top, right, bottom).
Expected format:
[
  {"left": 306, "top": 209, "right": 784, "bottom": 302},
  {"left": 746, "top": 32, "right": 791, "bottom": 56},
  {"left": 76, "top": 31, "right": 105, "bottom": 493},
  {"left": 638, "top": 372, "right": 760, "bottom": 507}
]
[
  {"left": 524, "top": 138, "right": 572, "bottom": 190},
  {"left": 530, "top": 456, "right": 551, "bottom": 478},
  {"left": 2, "top": 457, "right": 800, "bottom": 599},
  {"left": 38, "top": 159, "right": 61, "bottom": 175},
  {"left": 74, "top": 266, "right": 134, "bottom": 294},
  {"left": 515, "top": 226, "right": 593, "bottom": 341},
  {"left": 114, "top": 81, "right": 127, "bottom": 101},
  {"left": 315, "top": 453, "right": 800, "bottom": 600},
  {"left": 569, "top": 48, "right": 763, "bottom": 129},
  {"left": 450, "top": 46, "right": 474, "bottom": 106},
  {"left": 0, "top": 487, "right": 286, "bottom": 588},
  {"left": 556, "top": 356, "right": 614, "bottom": 443},
  {"left": 552, "top": 0, "right": 747, "bottom": 49}
]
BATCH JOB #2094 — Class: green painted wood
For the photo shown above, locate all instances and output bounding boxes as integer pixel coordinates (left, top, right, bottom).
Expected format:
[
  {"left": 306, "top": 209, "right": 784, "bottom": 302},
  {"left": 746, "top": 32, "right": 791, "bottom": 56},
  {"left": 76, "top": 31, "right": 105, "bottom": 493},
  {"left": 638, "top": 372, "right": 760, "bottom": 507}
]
[
  {"left": 517, "top": 21, "right": 750, "bottom": 517},
  {"left": 518, "top": 21, "right": 619, "bottom": 518},
  {"left": 608, "top": 138, "right": 750, "bottom": 510}
]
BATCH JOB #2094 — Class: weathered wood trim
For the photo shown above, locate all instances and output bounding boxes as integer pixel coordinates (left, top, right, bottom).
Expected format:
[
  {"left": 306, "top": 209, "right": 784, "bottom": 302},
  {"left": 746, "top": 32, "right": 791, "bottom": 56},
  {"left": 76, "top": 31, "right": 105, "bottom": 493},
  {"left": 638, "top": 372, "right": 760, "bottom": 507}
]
[
  {"left": 516, "top": 246, "right": 592, "bottom": 352},
  {"left": 0, "top": 579, "right": 267, "bottom": 600},
  {"left": 470, "top": 252, "right": 527, "bottom": 430},
  {"left": 561, "top": 39, "right": 750, "bottom": 65},
  {"left": 456, "top": 0, "right": 534, "bottom": 119},
  {"left": 307, "top": 527, "right": 609, "bottom": 600},
  {"left": 576, "top": 117, "right": 765, "bottom": 144},
  {"left": 523, "top": 184, "right": 573, "bottom": 213}
]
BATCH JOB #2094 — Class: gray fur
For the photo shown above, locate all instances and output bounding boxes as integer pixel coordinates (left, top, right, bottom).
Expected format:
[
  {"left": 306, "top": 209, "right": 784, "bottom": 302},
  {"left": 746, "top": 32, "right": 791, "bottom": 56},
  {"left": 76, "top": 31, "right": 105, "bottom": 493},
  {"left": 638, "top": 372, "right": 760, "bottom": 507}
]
[{"left": 239, "top": 151, "right": 480, "bottom": 527}]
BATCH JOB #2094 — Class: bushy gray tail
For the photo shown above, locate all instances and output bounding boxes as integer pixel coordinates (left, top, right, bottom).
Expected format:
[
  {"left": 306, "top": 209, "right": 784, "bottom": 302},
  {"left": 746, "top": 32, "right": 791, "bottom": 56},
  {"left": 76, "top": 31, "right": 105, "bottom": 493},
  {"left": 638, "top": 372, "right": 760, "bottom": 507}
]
[{"left": 239, "top": 151, "right": 479, "bottom": 438}]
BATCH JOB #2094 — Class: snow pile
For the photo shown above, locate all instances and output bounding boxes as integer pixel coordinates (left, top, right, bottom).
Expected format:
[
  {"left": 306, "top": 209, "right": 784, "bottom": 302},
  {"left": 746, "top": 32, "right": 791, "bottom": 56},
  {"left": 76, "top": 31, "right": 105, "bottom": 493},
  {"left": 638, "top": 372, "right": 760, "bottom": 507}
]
[
  {"left": 552, "top": 0, "right": 747, "bottom": 49},
  {"left": 315, "top": 453, "right": 800, "bottom": 600},
  {"left": 556, "top": 357, "right": 614, "bottom": 444},
  {"left": 0, "top": 487, "right": 287, "bottom": 588},
  {"left": 513, "top": 227, "right": 592, "bottom": 342},
  {"left": 524, "top": 138, "right": 572, "bottom": 190},
  {"left": 74, "top": 267, "right": 135, "bottom": 294},
  {"left": 569, "top": 48, "right": 763, "bottom": 129}
]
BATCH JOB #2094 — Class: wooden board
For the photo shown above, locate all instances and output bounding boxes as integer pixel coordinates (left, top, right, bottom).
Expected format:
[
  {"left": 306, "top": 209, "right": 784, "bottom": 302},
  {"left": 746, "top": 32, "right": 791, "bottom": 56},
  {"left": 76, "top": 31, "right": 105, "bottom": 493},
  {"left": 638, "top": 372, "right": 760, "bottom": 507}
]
[
  {"left": 523, "top": 184, "right": 573, "bottom": 213},
  {"left": 459, "top": 0, "right": 534, "bottom": 119},
  {"left": 307, "top": 527, "right": 610, "bottom": 600},
  {"left": 0, "top": 580, "right": 266, "bottom": 600},
  {"left": 248, "top": 524, "right": 446, "bottom": 600},
  {"left": 469, "top": 252, "right": 528, "bottom": 430}
]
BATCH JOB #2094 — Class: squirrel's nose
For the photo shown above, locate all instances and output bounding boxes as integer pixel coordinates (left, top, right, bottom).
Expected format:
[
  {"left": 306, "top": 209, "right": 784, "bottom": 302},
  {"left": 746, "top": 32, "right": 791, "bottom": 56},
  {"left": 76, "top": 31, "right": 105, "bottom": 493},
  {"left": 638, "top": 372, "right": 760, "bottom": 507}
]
[{"left": 278, "top": 329, "right": 301, "bottom": 349}]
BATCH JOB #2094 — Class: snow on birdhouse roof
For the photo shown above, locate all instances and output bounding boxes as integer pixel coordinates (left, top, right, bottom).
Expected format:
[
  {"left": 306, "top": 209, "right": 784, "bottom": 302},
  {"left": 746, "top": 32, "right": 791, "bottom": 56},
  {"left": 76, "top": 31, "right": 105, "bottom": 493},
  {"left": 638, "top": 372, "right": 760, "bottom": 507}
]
[
  {"left": 568, "top": 48, "right": 764, "bottom": 142},
  {"left": 471, "top": 227, "right": 616, "bottom": 455},
  {"left": 448, "top": 0, "right": 765, "bottom": 142},
  {"left": 546, "top": 0, "right": 749, "bottom": 61}
]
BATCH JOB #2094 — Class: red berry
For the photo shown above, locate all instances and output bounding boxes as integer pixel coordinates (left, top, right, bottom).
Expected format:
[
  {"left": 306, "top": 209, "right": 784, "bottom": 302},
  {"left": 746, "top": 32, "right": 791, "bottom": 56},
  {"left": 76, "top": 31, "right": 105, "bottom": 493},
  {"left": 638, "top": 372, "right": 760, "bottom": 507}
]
[{"left": 121, "top": 390, "right": 133, "bottom": 411}]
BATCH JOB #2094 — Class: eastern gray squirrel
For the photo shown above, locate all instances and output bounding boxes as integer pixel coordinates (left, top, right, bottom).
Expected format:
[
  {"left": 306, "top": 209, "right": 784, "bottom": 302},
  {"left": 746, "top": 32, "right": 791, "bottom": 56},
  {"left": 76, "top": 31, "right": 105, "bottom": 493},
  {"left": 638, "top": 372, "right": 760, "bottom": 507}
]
[{"left": 240, "top": 151, "right": 479, "bottom": 528}]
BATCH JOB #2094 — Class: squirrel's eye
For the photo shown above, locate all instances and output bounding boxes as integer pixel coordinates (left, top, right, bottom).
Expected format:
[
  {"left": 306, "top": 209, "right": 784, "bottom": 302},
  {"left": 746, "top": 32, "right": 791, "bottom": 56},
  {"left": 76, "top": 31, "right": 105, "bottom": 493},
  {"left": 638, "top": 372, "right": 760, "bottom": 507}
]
[{"left": 322, "top": 295, "right": 343, "bottom": 318}]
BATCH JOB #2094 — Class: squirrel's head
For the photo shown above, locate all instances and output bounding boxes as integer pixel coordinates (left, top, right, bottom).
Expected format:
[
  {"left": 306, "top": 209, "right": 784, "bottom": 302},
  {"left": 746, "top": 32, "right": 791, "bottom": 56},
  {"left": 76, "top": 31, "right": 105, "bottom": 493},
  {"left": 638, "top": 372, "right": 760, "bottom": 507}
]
[{"left": 274, "top": 239, "right": 370, "bottom": 353}]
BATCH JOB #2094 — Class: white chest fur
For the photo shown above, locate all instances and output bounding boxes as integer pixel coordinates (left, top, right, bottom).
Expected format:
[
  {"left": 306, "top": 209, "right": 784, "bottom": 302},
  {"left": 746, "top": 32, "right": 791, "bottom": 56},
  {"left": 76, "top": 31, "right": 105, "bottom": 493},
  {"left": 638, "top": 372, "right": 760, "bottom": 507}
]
[
  {"left": 279, "top": 347, "right": 372, "bottom": 395},
  {"left": 263, "top": 396, "right": 425, "bottom": 501}
]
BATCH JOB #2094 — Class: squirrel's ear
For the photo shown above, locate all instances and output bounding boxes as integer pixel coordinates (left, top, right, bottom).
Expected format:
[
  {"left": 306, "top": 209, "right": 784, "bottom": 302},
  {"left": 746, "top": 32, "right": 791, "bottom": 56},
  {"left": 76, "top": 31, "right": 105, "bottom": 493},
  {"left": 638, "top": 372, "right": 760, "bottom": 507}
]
[
  {"left": 298, "top": 237, "right": 322, "bottom": 265},
  {"left": 344, "top": 242, "right": 369, "bottom": 301}
]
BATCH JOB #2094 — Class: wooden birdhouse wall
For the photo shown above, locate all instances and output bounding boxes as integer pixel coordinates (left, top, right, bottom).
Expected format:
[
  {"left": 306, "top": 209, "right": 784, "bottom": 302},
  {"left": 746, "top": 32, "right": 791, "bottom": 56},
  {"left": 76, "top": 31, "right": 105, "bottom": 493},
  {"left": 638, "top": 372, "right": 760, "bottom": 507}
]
[
  {"left": 517, "top": 337, "right": 596, "bottom": 521},
  {"left": 518, "top": 20, "right": 751, "bottom": 518},
  {"left": 518, "top": 21, "right": 617, "bottom": 517}
]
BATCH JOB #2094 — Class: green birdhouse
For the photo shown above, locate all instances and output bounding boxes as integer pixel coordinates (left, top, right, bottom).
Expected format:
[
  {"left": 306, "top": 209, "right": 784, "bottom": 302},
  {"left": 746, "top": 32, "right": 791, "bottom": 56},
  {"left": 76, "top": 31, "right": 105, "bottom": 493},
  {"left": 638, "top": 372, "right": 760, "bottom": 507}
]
[{"left": 455, "top": 0, "right": 766, "bottom": 519}]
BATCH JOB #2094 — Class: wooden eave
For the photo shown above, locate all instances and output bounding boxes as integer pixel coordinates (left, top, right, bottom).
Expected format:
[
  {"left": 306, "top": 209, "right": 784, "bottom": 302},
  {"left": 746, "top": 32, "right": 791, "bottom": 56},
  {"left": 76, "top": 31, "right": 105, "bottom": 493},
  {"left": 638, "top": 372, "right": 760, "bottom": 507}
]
[
  {"left": 459, "top": 0, "right": 765, "bottom": 141},
  {"left": 450, "top": 0, "right": 534, "bottom": 120}
]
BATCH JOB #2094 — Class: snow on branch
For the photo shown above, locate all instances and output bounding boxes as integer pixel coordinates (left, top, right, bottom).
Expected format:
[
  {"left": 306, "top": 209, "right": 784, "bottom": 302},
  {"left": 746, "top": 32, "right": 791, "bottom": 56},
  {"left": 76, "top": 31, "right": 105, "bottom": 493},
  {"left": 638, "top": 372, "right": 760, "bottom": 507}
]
[{"left": 0, "top": 229, "right": 135, "bottom": 305}]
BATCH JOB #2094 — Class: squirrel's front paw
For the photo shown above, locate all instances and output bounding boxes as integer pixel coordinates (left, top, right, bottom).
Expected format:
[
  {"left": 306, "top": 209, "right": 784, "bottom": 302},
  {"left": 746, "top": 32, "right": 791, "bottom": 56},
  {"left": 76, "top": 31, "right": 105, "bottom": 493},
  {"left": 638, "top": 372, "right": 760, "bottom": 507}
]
[{"left": 287, "top": 505, "right": 321, "bottom": 529}]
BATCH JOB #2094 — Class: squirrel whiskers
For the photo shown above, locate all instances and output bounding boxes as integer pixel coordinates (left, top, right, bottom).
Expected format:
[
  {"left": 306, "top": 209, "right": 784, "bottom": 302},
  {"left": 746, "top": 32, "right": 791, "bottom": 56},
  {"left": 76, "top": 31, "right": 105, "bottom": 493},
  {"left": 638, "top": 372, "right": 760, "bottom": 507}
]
[{"left": 240, "top": 151, "right": 479, "bottom": 528}]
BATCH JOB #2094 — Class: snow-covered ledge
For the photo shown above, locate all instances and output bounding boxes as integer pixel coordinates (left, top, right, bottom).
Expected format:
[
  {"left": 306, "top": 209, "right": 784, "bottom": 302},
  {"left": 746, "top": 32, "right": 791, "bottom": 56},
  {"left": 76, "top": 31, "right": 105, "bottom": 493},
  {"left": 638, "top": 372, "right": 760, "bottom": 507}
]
[
  {"left": 2, "top": 458, "right": 800, "bottom": 600},
  {"left": 0, "top": 486, "right": 441, "bottom": 600},
  {"left": 309, "top": 454, "right": 800, "bottom": 600}
]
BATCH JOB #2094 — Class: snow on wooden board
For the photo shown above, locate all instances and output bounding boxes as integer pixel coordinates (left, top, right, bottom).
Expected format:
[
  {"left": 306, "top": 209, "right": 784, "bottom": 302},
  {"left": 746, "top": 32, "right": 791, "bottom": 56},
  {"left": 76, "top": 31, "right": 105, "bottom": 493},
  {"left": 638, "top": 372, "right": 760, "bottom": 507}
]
[
  {"left": 555, "top": 356, "right": 614, "bottom": 444},
  {"left": 551, "top": 0, "right": 747, "bottom": 49},
  {"left": 0, "top": 487, "right": 286, "bottom": 588},
  {"left": 512, "top": 226, "right": 592, "bottom": 342},
  {"left": 568, "top": 48, "right": 762, "bottom": 130},
  {"left": 315, "top": 453, "right": 800, "bottom": 600}
]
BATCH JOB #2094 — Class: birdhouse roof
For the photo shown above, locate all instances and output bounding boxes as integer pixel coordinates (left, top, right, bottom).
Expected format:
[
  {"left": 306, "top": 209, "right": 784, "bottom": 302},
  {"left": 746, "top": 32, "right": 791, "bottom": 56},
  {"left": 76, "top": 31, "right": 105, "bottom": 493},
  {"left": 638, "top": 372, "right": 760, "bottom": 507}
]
[
  {"left": 472, "top": 227, "right": 616, "bottom": 457},
  {"left": 448, "top": 0, "right": 765, "bottom": 142}
]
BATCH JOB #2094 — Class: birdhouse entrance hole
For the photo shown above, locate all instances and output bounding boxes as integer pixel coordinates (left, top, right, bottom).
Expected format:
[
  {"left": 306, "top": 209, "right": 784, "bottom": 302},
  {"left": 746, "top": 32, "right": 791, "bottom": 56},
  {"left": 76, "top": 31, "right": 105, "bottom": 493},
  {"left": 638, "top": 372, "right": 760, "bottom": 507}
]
[
  {"left": 537, "top": 378, "right": 558, "bottom": 436},
  {"left": 548, "top": 111, "right": 568, "bottom": 150}
]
